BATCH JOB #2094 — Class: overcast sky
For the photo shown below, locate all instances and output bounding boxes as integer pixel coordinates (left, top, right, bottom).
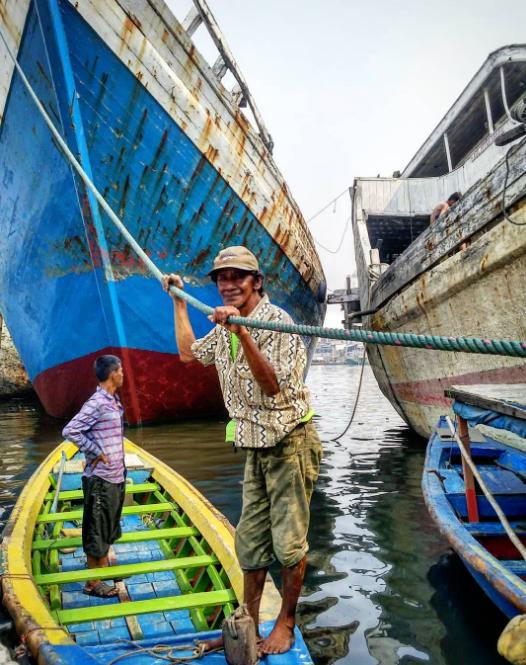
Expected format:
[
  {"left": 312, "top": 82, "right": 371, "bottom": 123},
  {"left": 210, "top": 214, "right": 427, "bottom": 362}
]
[{"left": 168, "top": 0, "right": 526, "bottom": 326}]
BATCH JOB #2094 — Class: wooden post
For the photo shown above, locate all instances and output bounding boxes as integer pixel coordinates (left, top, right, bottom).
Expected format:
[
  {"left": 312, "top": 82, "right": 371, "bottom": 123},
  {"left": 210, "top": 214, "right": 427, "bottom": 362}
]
[{"left": 458, "top": 416, "right": 479, "bottom": 522}]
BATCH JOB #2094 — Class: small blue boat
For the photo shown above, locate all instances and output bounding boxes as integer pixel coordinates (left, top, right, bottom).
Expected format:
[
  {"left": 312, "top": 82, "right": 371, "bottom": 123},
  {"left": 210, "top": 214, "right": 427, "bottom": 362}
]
[
  {"left": 422, "top": 383, "right": 526, "bottom": 623},
  {"left": 1, "top": 438, "right": 313, "bottom": 664}
]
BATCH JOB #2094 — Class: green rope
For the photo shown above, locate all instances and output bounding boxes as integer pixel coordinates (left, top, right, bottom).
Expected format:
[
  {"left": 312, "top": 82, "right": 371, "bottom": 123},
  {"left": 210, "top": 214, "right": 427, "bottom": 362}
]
[{"left": 3, "top": 31, "right": 526, "bottom": 360}]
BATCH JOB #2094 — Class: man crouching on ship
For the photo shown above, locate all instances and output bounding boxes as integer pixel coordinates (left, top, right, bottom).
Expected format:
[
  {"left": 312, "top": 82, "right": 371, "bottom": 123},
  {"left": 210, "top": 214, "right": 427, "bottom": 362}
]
[{"left": 162, "top": 246, "right": 322, "bottom": 655}]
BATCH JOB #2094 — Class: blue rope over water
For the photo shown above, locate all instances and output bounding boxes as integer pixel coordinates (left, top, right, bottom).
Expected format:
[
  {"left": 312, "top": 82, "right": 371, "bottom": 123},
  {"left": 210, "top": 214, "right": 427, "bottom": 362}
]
[{"left": 3, "top": 29, "right": 526, "bottom": 360}]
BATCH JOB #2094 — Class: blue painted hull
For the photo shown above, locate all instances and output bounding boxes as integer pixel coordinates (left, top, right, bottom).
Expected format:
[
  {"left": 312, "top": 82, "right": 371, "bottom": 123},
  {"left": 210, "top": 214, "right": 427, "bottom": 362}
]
[
  {"left": 422, "top": 417, "right": 526, "bottom": 619},
  {"left": 0, "top": 0, "right": 325, "bottom": 423}
]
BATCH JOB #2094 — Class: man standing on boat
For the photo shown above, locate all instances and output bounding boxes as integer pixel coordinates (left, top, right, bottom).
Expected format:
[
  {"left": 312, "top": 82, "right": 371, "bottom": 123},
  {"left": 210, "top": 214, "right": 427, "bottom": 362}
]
[
  {"left": 62, "top": 355, "right": 126, "bottom": 598},
  {"left": 162, "top": 246, "right": 322, "bottom": 655}
]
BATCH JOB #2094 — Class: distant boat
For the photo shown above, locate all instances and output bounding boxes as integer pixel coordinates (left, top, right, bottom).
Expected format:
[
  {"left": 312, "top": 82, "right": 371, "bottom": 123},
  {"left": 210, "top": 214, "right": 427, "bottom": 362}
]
[
  {"left": 352, "top": 45, "right": 526, "bottom": 438},
  {"left": 0, "top": 0, "right": 326, "bottom": 424},
  {"left": 1, "top": 437, "right": 313, "bottom": 664}
]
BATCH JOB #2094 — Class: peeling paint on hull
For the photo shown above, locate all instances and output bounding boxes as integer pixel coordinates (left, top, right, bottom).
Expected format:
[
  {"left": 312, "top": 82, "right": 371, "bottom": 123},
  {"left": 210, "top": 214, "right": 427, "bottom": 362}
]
[
  {"left": 365, "top": 209, "right": 526, "bottom": 439},
  {"left": 0, "top": 1, "right": 326, "bottom": 424}
]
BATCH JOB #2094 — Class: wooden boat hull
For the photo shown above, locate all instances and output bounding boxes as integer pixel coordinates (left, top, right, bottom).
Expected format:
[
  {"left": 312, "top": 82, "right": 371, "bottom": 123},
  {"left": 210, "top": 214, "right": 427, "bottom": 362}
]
[
  {"left": 353, "top": 144, "right": 526, "bottom": 439},
  {"left": 422, "top": 419, "right": 526, "bottom": 619},
  {"left": 364, "top": 210, "right": 526, "bottom": 438},
  {"left": 1, "top": 439, "right": 313, "bottom": 664},
  {"left": 0, "top": 0, "right": 326, "bottom": 424}
]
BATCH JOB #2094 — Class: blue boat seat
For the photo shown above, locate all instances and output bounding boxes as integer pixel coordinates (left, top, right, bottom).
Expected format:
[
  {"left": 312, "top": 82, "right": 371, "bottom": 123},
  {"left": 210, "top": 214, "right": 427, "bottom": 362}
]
[
  {"left": 464, "top": 521, "right": 526, "bottom": 537},
  {"left": 500, "top": 560, "right": 526, "bottom": 576},
  {"left": 477, "top": 468, "right": 526, "bottom": 494}
]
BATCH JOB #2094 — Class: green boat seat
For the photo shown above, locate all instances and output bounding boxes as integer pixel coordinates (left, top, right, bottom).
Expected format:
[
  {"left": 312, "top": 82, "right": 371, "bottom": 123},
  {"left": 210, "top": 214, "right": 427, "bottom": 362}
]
[
  {"left": 32, "top": 526, "right": 198, "bottom": 551},
  {"left": 56, "top": 589, "right": 237, "bottom": 624}
]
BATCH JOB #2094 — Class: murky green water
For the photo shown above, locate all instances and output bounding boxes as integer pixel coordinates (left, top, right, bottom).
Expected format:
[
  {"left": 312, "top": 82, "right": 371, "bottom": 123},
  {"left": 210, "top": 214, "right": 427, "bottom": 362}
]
[{"left": 0, "top": 366, "right": 509, "bottom": 664}]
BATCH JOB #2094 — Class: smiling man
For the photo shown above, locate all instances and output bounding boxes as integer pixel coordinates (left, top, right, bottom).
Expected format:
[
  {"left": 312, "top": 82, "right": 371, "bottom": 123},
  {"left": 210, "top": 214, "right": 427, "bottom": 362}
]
[{"left": 162, "top": 246, "right": 322, "bottom": 655}]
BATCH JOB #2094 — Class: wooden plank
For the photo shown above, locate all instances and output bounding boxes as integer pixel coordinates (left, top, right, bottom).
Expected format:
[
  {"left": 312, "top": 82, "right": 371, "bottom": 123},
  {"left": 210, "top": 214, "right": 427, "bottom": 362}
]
[
  {"left": 44, "top": 482, "right": 160, "bottom": 502},
  {"left": 32, "top": 526, "right": 198, "bottom": 551},
  {"left": 107, "top": 547, "right": 144, "bottom": 641},
  {"left": 465, "top": 521, "right": 526, "bottom": 536},
  {"left": 478, "top": 468, "right": 526, "bottom": 494},
  {"left": 36, "top": 502, "right": 174, "bottom": 523},
  {"left": 35, "top": 554, "right": 218, "bottom": 586},
  {"left": 56, "top": 589, "right": 237, "bottom": 625},
  {"left": 446, "top": 384, "right": 526, "bottom": 421},
  {"left": 458, "top": 417, "right": 480, "bottom": 523},
  {"left": 500, "top": 560, "right": 526, "bottom": 575},
  {"left": 370, "top": 141, "right": 526, "bottom": 308}
]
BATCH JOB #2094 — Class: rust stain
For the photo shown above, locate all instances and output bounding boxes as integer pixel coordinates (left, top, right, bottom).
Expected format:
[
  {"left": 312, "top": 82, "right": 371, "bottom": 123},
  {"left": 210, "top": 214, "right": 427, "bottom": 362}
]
[
  {"left": 480, "top": 254, "right": 489, "bottom": 272},
  {"left": 151, "top": 130, "right": 169, "bottom": 171},
  {"left": 206, "top": 145, "right": 219, "bottom": 163},
  {"left": 192, "top": 247, "right": 212, "bottom": 267},
  {"left": 162, "top": 29, "right": 169, "bottom": 43},
  {"left": 138, "top": 36, "right": 147, "bottom": 60},
  {"left": 119, "top": 17, "right": 137, "bottom": 54},
  {"left": 119, "top": 175, "right": 131, "bottom": 217},
  {"left": 200, "top": 109, "right": 213, "bottom": 144}
]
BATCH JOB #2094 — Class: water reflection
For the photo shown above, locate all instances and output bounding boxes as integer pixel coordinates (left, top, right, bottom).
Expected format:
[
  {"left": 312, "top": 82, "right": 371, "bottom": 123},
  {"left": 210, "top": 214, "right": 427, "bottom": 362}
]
[{"left": 0, "top": 366, "right": 510, "bottom": 664}]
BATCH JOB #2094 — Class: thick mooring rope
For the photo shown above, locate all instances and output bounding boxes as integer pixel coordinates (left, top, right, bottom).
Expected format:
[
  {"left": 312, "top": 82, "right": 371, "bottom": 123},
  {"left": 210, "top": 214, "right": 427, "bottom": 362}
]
[{"left": 3, "top": 31, "right": 526, "bottom": 359}]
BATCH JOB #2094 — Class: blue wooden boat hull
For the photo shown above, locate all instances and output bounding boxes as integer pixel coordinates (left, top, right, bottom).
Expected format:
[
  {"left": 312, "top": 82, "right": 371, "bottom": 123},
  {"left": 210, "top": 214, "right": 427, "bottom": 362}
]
[
  {"left": 422, "top": 416, "right": 526, "bottom": 620},
  {"left": 0, "top": 0, "right": 326, "bottom": 423}
]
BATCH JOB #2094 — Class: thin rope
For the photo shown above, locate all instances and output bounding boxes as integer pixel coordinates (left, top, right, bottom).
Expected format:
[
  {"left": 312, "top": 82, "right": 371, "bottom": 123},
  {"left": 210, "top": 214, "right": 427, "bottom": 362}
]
[
  {"left": 307, "top": 188, "right": 350, "bottom": 223},
  {"left": 107, "top": 639, "right": 222, "bottom": 664},
  {"left": 315, "top": 216, "right": 351, "bottom": 254},
  {"left": 445, "top": 416, "right": 526, "bottom": 562},
  {"left": 331, "top": 346, "right": 367, "bottom": 442},
  {"left": 3, "top": 32, "right": 526, "bottom": 359}
]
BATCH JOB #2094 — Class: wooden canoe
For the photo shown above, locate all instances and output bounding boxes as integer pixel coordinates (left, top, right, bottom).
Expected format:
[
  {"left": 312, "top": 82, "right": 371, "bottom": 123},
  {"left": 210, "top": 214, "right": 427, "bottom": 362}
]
[
  {"left": 1, "top": 439, "right": 313, "bottom": 664},
  {"left": 422, "top": 418, "right": 526, "bottom": 619}
]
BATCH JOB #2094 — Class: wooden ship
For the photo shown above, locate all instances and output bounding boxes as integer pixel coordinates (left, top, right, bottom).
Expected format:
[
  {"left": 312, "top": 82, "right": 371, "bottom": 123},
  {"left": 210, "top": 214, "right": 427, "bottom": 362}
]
[
  {"left": 0, "top": 0, "right": 326, "bottom": 424},
  {"left": 352, "top": 45, "right": 526, "bottom": 438}
]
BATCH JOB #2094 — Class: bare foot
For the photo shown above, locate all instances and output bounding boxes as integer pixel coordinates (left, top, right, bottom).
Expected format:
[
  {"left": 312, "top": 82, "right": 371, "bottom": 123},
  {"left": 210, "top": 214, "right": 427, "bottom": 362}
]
[{"left": 260, "top": 622, "right": 295, "bottom": 655}]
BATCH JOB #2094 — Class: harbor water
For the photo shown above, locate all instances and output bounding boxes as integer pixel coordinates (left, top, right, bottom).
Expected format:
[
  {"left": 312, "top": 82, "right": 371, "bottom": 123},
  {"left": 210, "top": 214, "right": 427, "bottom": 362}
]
[{"left": 0, "top": 365, "right": 509, "bottom": 664}]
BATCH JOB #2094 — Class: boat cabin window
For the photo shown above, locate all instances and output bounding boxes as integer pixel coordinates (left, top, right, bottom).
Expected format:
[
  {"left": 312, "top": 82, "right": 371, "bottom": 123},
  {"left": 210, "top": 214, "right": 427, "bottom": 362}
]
[{"left": 366, "top": 214, "right": 429, "bottom": 264}]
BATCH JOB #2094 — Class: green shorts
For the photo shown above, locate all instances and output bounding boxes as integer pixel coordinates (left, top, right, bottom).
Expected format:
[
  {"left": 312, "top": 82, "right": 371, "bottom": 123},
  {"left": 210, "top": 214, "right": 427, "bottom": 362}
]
[
  {"left": 82, "top": 475, "right": 125, "bottom": 559},
  {"left": 235, "top": 420, "right": 322, "bottom": 570}
]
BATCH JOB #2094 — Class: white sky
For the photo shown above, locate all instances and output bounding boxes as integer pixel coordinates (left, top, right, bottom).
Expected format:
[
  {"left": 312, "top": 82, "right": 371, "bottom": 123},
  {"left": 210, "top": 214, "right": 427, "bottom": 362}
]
[{"left": 168, "top": 0, "right": 526, "bottom": 326}]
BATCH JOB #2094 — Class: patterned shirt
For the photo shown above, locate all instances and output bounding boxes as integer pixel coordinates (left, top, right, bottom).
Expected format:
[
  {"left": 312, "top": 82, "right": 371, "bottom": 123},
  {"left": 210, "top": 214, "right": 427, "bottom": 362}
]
[
  {"left": 62, "top": 386, "right": 125, "bottom": 483},
  {"left": 191, "top": 295, "right": 312, "bottom": 449}
]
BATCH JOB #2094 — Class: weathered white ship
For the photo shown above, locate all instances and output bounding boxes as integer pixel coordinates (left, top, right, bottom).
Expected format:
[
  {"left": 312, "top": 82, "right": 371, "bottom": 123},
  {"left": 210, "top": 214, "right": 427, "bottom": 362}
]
[{"left": 352, "top": 45, "right": 526, "bottom": 438}]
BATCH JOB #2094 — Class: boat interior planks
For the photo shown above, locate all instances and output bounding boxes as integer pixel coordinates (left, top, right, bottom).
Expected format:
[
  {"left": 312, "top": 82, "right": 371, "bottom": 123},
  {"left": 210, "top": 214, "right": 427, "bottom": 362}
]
[
  {"left": 423, "top": 383, "right": 526, "bottom": 625},
  {"left": 1, "top": 438, "right": 313, "bottom": 664}
]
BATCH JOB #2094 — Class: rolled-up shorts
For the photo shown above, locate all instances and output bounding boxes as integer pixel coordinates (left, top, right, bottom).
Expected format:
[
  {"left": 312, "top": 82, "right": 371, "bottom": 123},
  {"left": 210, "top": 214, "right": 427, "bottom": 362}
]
[
  {"left": 82, "top": 475, "right": 125, "bottom": 558},
  {"left": 235, "top": 420, "right": 322, "bottom": 570}
]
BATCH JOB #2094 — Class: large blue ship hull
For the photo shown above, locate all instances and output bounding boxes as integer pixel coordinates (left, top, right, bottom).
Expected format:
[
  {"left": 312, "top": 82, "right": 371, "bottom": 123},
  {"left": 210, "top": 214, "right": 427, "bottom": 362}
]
[{"left": 0, "top": 0, "right": 326, "bottom": 423}]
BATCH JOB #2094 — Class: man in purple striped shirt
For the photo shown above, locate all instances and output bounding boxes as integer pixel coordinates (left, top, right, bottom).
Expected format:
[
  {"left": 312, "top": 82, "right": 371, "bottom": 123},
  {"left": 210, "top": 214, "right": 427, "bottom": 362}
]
[{"left": 62, "top": 355, "right": 126, "bottom": 598}]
